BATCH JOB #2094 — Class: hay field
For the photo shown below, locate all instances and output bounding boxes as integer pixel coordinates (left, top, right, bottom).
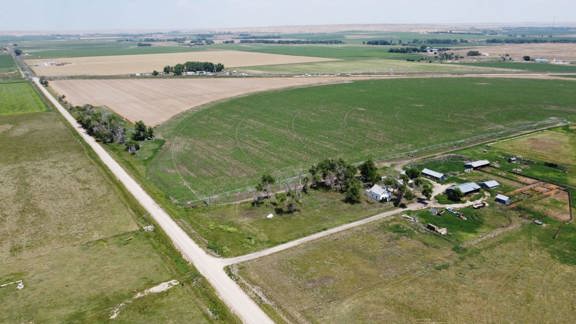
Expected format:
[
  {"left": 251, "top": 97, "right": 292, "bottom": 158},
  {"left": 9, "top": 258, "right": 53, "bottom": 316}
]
[
  {"left": 51, "top": 77, "right": 356, "bottom": 125},
  {"left": 27, "top": 50, "right": 335, "bottom": 76}
]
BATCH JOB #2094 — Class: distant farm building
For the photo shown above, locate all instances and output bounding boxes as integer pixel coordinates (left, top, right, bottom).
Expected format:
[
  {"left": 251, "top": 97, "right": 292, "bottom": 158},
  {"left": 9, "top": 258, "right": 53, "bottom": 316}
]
[
  {"left": 422, "top": 168, "right": 446, "bottom": 181},
  {"left": 480, "top": 180, "right": 500, "bottom": 189},
  {"left": 465, "top": 160, "right": 490, "bottom": 170},
  {"left": 495, "top": 194, "right": 511, "bottom": 205},
  {"left": 366, "top": 184, "right": 392, "bottom": 202},
  {"left": 450, "top": 182, "right": 481, "bottom": 196}
]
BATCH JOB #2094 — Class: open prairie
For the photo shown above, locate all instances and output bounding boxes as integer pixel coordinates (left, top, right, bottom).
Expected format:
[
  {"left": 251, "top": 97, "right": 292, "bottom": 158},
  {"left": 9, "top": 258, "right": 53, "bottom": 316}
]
[
  {"left": 144, "top": 78, "right": 576, "bottom": 202},
  {"left": 0, "top": 89, "right": 235, "bottom": 322},
  {"left": 236, "top": 216, "right": 576, "bottom": 323},
  {"left": 51, "top": 77, "right": 359, "bottom": 125},
  {"left": 27, "top": 50, "right": 335, "bottom": 76}
]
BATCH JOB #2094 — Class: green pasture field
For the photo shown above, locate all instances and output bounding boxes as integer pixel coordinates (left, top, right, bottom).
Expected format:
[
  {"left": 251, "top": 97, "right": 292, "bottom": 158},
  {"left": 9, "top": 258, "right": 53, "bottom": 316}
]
[
  {"left": 463, "top": 62, "right": 576, "bottom": 73},
  {"left": 0, "top": 111, "right": 236, "bottom": 322},
  {"left": 0, "top": 81, "right": 46, "bottom": 115},
  {"left": 243, "top": 59, "right": 504, "bottom": 74},
  {"left": 18, "top": 39, "right": 208, "bottom": 59},
  {"left": 227, "top": 44, "right": 422, "bottom": 60},
  {"left": 0, "top": 53, "right": 16, "bottom": 72},
  {"left": 236, "top": 214, "right": 576, "bottom": 323},
  {"left": 149, "top": 78, "right": 576, "bottom": 203}
]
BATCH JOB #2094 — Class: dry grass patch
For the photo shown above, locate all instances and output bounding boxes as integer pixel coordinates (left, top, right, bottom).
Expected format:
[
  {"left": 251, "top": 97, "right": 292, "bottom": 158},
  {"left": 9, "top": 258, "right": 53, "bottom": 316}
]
[
  {"left": 51, "top": 77, "right": 356, "bottom": 125},
  {"left": 457, "top": 43, "right": 576, "bottom": 62},
  {"left": 27, "top": 50, "right": 335, "bottom": 76},
  {"left": 237, "top": 218, "right": 576, "bottom": 323}
]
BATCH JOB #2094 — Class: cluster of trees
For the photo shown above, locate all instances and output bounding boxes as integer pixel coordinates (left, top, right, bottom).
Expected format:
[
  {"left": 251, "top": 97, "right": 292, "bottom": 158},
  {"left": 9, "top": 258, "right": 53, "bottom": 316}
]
[
  {"left": 239, "top": 39, "right": 343, "bottom": 44},
  {"left": 467, "top": 50, "right": 482, "bottom": 56},
  {"left": 136, "top": 42, "right": 152, "bottom": 47},
  {"left": 408, "top": 38, "right": 469, "bottom": 45},
  {"left": 163, "top": 61, "right": 225, "bottom": 75},
  {"left": 388, "top": 47, "right": 427, "bottom": 54},
  {"left": 486, "top": 38, "right": 576, "bottom": 44},
  {"left": 308, "top": 158, "right": 363, "bottom": 203},
  {"left": 71, "top": 105, "right": 154, "bottom": 153},
  {"left": 253, "top": 174, "right": 302, "bottom": 214},
  {"left": 72, "top": 105, "right": 127, "bottom": 144},
  {"left": 365, "top": 40, "right": 393, "bottom": 46}
]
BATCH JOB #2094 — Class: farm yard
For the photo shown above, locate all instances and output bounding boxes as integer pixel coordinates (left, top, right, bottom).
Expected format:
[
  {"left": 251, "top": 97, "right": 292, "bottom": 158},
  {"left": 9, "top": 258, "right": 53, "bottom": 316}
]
[
  {"left": 27, "top": 50, "right": 335, "bottom": 76},
  {"left": 233, "top": 125, "right": 576, "bottom": 322},
  {"left": 144, "top": 78, "right": 576, "bottom": 203},
  {"left": 50, "top": 77, "right": 364, "bottom": 125},
  {"left": 0, "top": 84, "right": 235, "bottom": 322}
]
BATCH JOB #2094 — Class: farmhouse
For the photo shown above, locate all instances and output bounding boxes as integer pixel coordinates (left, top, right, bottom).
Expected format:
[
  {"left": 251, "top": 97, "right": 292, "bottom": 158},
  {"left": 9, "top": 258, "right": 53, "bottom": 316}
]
[
  {"left": 366, "top": 184, "right": 392, "bottom": 202},
  {"left": 480, "top": 180, "right": 500, "bottom": 189},
  {"left": 465, "top": 160, "right": 490, "bottom": 170},
  {"left": 495, "top": 194, "right": 511, "bottom": 205},
  {"left": 422, "top": 168, "right": 446, "bottom": 181},
  {"left": 450, "top": 182, "right": 481, "bottom": 196}
]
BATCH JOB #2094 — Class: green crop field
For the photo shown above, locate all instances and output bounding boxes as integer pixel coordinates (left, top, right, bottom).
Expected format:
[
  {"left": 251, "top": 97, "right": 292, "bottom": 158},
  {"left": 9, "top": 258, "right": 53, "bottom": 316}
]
[
  {"left": 147, "top": 78, "right": 576, "bottom": 203},
  {"left": 18, "top": 39, "right": 209, "bottom": 59},
  {"left": 0, "top": 81, "right": 46, "bottom": 115},
  {"left": 0, "top": 53, "right": 16, "bottom": 72},
  {"left": 236, "top": 213, "right": 576, "bottom": 323},
  {"left": 0, "top": 107, "right": 235, "bottom": 321},
  {"left": 463, "top": 62, "right": 576, "bottom": 73},
  {"left": 228, "top": 44, "right": 421, "bottom": 60}
]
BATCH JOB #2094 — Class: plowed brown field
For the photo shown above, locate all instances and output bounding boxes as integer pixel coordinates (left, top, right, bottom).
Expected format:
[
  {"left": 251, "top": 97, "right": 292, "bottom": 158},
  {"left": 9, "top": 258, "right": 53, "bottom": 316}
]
[{"left": 28, "top": 50, "right": 335, "bottom": 76}]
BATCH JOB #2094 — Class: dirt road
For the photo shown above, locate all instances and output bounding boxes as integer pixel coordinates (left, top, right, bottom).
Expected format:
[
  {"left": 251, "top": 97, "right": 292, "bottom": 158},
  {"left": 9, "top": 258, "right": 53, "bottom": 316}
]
[
  {"left": 33, "top": 77, "right": 274, "bottom": 324},
  {"left": 222, "top": 182, "right": 485, "bottom": 266}
]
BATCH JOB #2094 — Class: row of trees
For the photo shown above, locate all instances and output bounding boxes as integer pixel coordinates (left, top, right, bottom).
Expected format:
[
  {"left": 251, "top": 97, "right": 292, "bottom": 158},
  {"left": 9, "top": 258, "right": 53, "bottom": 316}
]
[
  {"left": 239, "top": 39, "right": 343, "bottom": 44},
  {"left": 71, "top": 105, "right": 154, "bottom": 153},
  {"left": 163, "top": 61, "right": 225, "bottom": 76},
  {"left": 365, "top": 39, "right": 469, "bottom": 46},
  {"left": 486, "top": 38, "right": 576, "bottom": 44}
]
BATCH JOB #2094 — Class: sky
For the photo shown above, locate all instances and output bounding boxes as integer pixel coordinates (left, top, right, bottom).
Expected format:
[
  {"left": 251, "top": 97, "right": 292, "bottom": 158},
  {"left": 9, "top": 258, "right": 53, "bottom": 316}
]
[{"left": 0, "top": 0, "right": 575, "bottom": 31}]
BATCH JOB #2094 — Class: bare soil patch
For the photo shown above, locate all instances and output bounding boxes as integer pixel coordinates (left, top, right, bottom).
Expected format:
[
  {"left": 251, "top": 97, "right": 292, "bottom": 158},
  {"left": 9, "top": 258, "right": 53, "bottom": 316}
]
[
  {"left": 27, "top": 50, "right": 335, "bottom": 76},
  {"left": 51, "top": 77, "right": 356, "bottom": 125}
]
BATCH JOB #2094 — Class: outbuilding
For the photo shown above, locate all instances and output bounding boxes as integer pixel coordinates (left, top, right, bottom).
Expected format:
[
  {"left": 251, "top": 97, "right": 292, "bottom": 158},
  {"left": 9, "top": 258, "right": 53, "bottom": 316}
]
[
  {"left": 480, "top": 180, "right": 500, "bottom": 189},
  {"left": 450, "top": 182, "right": 481, "bottom": 196},
  {"left": 465, "top": 160, "right": 490, "bottom": 170},
  {"left": 366, "top": 184, "right": 392, "bottom": 202},
  {"left": 422, "top": 168, "right": 446, "bottom": 181},
  {"left": 495, "top": 194, "right": 511, "bottom": 205}
]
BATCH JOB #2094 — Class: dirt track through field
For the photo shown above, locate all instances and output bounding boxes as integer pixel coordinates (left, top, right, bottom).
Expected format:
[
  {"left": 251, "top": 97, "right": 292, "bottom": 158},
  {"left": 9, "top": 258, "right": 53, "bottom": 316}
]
[{"left": 27, "top": 50, "right": 335, "bottom": 76}]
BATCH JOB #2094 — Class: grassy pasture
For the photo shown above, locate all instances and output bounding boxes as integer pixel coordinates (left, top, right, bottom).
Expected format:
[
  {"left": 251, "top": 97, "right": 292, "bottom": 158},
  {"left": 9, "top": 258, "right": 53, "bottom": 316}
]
[
  {"left": 0, "top": 111, "right": 235, "bottom": 322},
  {"left": 236, "top": 216, "right": 576, "bottom": 323},
  {"left": 150, "top": 78, "right": 576, "bottom": 203},
  {"left": 0, "top": 81, "right": 46, "bottom": 115},
  {"left": 0, "top": 53, "right": 16, "bottom": 72}
]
